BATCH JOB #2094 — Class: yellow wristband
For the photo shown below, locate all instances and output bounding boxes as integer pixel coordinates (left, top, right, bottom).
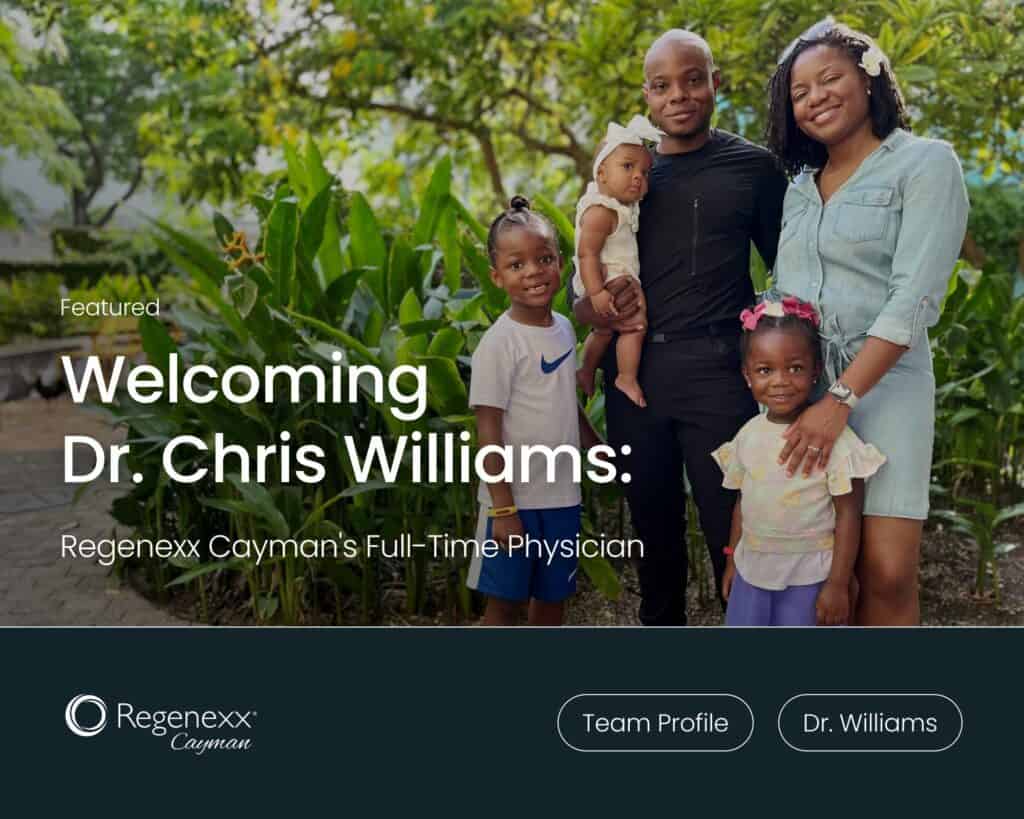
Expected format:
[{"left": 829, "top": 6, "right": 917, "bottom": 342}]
[{"left": 487, "top": 505, "right": 518, "bottom": 518}]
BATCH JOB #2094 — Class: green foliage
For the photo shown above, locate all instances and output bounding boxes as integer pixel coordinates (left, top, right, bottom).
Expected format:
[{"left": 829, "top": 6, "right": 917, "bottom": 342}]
[
  {"left": 118, "top": 0, "right": 1024, "bottom": 214},
  {"left": 967, "top": 182, "right": 1024, "bottom": 271},
  {"left": 15, "top": 1, "right": 1024, "bottom": 221},
  {"left": 0, "top": 13, "right": 82, "bottom": 225},
  {"left": 930, "top": 261, "right": 1024, "bottom": 594},
  {"left": 0, "top": 272, "right": 64, "bottom": 343},
  {"left": 106, "top": 138, "right": 617, "bottom": 624},
  {"left": 932, "top": 500, "right": 1024, "bottom": 598}
]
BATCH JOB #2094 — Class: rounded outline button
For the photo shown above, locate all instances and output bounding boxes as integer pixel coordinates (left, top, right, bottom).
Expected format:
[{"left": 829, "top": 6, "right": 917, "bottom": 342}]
[
  {"left": 557, "top": 693, "right": 755, "bottom": 753},
  {"left": 777, "top": 693, "right": 964, "bottom": 753}
]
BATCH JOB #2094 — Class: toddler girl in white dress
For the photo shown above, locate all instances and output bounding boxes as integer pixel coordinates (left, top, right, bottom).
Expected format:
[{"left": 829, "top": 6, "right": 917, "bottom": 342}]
[{"left": 573, "top": 116, "right": 661, "bottom": 407}]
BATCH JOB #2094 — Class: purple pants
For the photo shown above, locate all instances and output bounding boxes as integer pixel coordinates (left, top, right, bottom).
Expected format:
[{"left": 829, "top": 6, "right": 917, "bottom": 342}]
[{"left": 725, "top": 571, "right": 823, "bottom": 626}]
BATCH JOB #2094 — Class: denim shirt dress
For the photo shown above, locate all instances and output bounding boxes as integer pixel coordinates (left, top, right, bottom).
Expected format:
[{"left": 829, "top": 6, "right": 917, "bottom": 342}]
[{"left": 772, "top": 129, "right": 969, "bottom": 519}]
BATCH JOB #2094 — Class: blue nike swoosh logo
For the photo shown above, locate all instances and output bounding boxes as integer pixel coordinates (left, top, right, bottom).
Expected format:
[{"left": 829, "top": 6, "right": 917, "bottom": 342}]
[{"left": 540, "top": 349, "right": 574, "bottom": 374}]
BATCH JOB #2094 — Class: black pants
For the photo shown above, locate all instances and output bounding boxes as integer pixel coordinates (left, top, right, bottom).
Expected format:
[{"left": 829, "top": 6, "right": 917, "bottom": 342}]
[{"left": 604, "top": 332, "right": 757, "bottom": 626}]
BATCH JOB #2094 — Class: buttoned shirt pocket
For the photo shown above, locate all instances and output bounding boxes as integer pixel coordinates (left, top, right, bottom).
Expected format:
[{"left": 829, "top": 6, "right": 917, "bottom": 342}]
[{"left": 833, "top": 187, "right": 895, "bottom": 243}]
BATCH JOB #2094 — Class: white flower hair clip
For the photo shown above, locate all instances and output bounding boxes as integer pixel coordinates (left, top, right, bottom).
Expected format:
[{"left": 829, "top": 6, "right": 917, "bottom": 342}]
[{"left": 858, "top": 44, "right": 886, "bottom": 77}]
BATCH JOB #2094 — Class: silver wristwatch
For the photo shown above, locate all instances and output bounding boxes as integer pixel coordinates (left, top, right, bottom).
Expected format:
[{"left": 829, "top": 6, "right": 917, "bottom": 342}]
[{"left": 827, "top": 381, "right": 859, "bottom": 409}]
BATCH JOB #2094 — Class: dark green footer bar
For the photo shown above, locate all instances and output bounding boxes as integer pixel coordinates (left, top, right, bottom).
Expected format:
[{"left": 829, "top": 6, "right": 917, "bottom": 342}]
[{"left": 2, "top": 628, "right": 1019, "bottom": 813}]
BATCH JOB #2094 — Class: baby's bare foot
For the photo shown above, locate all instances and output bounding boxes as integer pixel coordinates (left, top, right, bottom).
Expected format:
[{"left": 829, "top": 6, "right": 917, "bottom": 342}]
[
  {"left": 577, "top": 367, "right": 596, "bottom": 397},
  {"left": 615, "top": 374, "right": 646, "bottom": 408}
]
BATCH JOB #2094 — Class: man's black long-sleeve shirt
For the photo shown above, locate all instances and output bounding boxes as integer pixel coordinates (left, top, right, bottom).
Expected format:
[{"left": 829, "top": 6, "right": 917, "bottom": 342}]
[{"left": 638, "top": 129, "right": 787, "bottom": 335}]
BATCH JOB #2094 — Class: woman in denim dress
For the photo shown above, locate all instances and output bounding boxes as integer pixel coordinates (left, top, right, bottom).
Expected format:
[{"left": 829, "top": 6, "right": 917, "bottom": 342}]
[{"left": 765, "top": 22, "right": 969, "bottom": 624}]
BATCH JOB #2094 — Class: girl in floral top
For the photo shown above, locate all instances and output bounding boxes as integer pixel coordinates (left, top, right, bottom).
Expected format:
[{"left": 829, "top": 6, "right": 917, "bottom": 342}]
[{"left": 712, "top": 298, "right": 885, "bottom": 626}]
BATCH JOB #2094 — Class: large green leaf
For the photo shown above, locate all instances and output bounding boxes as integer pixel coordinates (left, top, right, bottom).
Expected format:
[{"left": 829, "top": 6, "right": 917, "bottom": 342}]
[
  {"left": 299, "top": 183, "right": 333, "bottom": 264},
  {"left": 227, "top": 474, "right": 290, "bottom": 538},
  {"left": 460, "top": 235, "right": 505, "bottom": 309},
  {"left": 413, "top": 156, "right": 452, "bottom": 245},
  {"left": 994, "top": 502, "right": 1024, "bottom": 528},
  {"left": 304, "top": 137, "right": 331, "bottom": 200},
  {"left": 138, "top": 315, "right": 177, "bottom": 376},
  {"left": 426, "top": 327, "right": 464, "bottom": 358},
  {"left": 437, "top": 199, "right": 462, "bottom": 292},
  {"left": 348, "top": 192, "right": 388, "bottom": 309},
  {"left": 303, "top": 139, "right": 346, "bottom": 286},
  {"left": 165, "top": 559, "right": 246, "bottom": 588},
  {"left": 450, "top": 195, "right": 487, "bottom": 244},
  {"left": 415, "top": 354, "right": 467, "bottom": 415},
  {"left": 287, "top": 309, "right": 383, "bottom": 368},
  {"left": 152, "top": 219, "right": 231, "bottom": 285},
  {"left": 341, "top": 480, "right": 397, "bottom": 498},
  {"left": 398, "top": 288, "right": 423, "bottom": 325},
  {"left": 283, "top": 139, "right": 309, "bottom": 203},
  {"left": 266, "top": 197, "right": 299, "bottom": 306},
  {"left": 388, "top": 237, "right": 419, "bottom": 304},
  {"left": 212, "top": 211, "right": 235, "bottom": 245}
]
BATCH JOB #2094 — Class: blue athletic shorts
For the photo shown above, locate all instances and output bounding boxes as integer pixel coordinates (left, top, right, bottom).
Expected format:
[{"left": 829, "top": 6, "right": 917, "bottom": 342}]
[{"left": 466, "top": 505, "right": 581, "bottom": 603}]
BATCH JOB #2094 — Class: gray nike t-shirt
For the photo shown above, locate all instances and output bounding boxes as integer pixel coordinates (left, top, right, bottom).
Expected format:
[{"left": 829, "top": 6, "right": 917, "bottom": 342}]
[{"left": 469, "top": 311, "right": 581, "bottom": 509}]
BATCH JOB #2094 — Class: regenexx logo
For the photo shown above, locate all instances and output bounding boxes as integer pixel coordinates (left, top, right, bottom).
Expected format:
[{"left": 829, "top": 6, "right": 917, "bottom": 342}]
[{"left": 64, "top": 694, "right": 256, "bottom": 755}]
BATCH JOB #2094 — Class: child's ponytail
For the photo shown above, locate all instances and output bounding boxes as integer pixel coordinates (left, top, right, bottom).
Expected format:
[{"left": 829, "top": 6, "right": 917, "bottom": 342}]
[{"left": 486, "top": 194, "right": 557, "bottom": 263}]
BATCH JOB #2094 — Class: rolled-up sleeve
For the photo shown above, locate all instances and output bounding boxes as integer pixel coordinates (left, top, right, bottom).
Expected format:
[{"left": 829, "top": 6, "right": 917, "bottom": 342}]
[{"left": 867, "top": 142, "right": 969, "bottom": 347}]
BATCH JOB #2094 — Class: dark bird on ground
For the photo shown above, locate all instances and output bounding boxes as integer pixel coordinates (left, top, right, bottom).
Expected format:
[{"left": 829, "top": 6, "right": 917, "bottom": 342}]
[{"left": 34, "top": 360, "right": 67, "bottom": 404}]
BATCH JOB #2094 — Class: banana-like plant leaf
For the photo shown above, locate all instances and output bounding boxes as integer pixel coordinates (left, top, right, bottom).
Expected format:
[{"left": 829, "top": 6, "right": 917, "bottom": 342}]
[
  {"left": 414, "top": 156, "right": 452, "bottom": 245},
  {"left": 427, "top": 327, "right": 464, "bottom": 358},
  {"left": 165, "top": 559, "right": 247, "bottom": 588},
  {"left": 267, "top": 197, "right": 299, "bottom": 306},
  {"left": 287, "top": 309, "right": 383, "bottom": 368},
  {"left": 227, "top": 474, "right": 291, "bottom": 538},
  {"left": 415, "top": 354, "right": 468, "bottom": 415},
  {"left": 151, "top": 218, "right": 231, "bottom": 285},
  {"left": 437, "top": 200, "right": 462, "bottom": 292},
  {"left": 994, "top": 502, "right": 1024, "bottom": 528},
  {"left": 341, "top": 480, "right": 398, "bottom": 497},
  {"left": 138, "top": 315, "right": 177, "bottom": 375},
  {"left": 348, "top": 192, "right": 388, "bottom": 309},
  {"left": 300, "top": 183, "right": 333, "bottom": 264}
]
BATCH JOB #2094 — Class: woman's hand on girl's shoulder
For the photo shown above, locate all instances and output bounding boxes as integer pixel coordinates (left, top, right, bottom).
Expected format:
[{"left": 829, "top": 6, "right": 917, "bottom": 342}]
[{"left": 780, "top": 396, "right": 851, "bottom": 477}]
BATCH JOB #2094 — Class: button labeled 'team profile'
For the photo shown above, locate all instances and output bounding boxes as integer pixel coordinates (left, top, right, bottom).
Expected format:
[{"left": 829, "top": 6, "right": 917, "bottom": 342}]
[{"left": 557, "top": 693, "right": 754, "bottom": 752}]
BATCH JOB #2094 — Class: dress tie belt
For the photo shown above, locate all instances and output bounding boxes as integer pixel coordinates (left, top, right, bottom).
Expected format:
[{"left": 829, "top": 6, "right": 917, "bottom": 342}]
[{"left": 820, "top": 313, "right": 866, "bottom": 386}]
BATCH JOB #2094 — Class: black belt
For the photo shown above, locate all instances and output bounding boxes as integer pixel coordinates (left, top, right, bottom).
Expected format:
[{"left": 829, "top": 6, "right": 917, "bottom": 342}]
[{"left": 648, "top": 319, "right": 740, "bottom": 343}]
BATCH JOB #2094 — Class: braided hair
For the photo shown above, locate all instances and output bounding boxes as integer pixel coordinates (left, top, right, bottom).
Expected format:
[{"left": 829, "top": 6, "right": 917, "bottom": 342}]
[
  {"left": 486, "top": 195, "right": 558, "bottom": 264},
  {"left": 766, "top": 22, "right": 911, "bottom": 177}
]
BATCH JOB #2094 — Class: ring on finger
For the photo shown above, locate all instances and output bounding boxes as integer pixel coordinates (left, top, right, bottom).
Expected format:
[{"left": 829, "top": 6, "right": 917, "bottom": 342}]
[{"left": 807, "top": 446, "right": 822, "bottom": 453}]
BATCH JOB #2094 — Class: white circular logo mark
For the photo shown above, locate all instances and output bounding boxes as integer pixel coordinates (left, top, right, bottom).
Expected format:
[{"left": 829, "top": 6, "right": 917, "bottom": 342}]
[{"left": 65, "top": 694, "right": 107, "bottom": 737}]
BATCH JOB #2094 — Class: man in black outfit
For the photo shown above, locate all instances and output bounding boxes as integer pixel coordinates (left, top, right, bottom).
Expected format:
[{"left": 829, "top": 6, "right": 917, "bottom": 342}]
[{"left": 572, "top": 30, "right": 787, "bottom": 625}]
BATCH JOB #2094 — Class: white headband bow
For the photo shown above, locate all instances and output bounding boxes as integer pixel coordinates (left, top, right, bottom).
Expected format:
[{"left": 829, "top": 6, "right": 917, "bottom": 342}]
[{"left": 593, "top": 115, "right": 664, "bottom": 179}]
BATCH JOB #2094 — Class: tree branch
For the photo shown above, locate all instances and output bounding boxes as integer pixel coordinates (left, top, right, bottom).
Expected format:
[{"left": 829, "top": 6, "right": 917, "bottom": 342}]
[
  {"left": 474, "top": 128, "right": 506, "bottom": 204},
  {"left": 95, "top": 161, "right": 145, "bottom": 228}
]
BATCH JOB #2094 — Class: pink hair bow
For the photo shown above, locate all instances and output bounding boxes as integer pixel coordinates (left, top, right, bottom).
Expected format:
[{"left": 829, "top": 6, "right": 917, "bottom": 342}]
[
  {"left": 781, "top": 296, "right": 821, "bottom": 327},
  {"left": 739, "top": 302, "right": 769, "bottom": 331},
  {"left": 739, "top": 297, "right": 820, "bottom": 331}
]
